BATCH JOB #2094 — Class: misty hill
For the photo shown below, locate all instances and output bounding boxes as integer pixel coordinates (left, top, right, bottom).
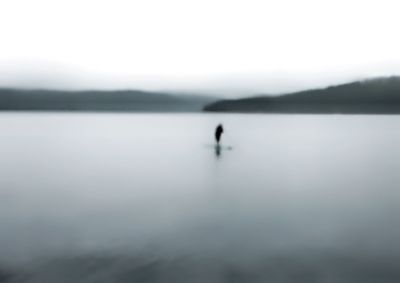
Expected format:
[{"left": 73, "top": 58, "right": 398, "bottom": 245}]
[
  {"left": 204, "top": 77, "right": 400, "bottom": 114},
  {"left": 0, "top": 89, "right": 217, "bottom": 112}
]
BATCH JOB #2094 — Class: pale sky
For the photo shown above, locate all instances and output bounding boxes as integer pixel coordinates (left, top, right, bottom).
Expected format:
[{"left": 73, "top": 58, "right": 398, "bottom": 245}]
[{"left": 1, "top": 0, "right": 400, "bottom": 96}]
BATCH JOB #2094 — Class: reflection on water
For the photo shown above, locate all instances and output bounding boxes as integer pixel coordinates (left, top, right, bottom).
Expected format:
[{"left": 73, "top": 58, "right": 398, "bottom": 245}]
[
  {"left": 0, "top": 113, "right": 400, "bottom": 282},
  {"left": 215, "top": 144, "right": 221, "bottom": 159}
]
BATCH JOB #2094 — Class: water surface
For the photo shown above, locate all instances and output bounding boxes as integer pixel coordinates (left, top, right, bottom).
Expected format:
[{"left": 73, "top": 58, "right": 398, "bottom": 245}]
[{"left": 1, "top": 113, "right": 400, "bottom": 282}]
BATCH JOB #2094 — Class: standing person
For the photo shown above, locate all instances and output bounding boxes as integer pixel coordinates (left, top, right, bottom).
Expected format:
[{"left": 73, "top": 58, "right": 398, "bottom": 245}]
[{"left": 215, "top": 124, "right": 224, "bottom": 145}]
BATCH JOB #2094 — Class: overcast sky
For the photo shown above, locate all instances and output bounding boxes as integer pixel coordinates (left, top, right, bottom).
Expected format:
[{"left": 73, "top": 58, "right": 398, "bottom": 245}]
[{"left": 1, "top": 0, "right": 400, "bottom": 96}]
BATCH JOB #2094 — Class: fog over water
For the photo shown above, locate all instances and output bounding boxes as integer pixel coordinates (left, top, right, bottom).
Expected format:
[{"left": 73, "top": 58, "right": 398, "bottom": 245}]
[{"left": 1, "top": 113, "right": 400, "bottom": 282}]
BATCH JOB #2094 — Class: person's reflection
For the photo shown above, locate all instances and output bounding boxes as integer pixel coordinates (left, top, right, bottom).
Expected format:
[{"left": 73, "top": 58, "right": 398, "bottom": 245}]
[{"left": 214, "top": 144, "right": 222, "bottom": 159}]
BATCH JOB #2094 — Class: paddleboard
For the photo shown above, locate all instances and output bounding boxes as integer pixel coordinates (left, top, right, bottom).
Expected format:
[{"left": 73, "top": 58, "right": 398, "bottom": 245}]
[{"left": 205, "top": 144, "right": 233, "bottom": 150}]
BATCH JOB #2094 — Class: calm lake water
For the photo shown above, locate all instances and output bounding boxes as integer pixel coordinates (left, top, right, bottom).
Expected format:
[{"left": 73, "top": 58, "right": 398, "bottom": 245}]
[{"left": 1, "top": 113, "right": 400, "bottom": 282}]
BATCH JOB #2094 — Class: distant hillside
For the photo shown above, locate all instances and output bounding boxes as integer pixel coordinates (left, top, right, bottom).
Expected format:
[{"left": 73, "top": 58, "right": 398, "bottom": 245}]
[
  {"left": 0, "top": 89, "right": 217, "bottom": 112},
  {"left": 204, "top": 77, "right": 400, "bottom": 114}
]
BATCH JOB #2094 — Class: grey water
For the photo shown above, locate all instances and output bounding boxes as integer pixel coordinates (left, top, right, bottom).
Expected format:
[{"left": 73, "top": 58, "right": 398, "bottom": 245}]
[{"left": 1, "top": 113, "right": 400, "bottom": 282}]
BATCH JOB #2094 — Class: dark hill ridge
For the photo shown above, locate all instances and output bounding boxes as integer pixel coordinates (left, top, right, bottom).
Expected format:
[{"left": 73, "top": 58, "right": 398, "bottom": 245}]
[
  {"left": 0, "top": 89, "right": 217, "bottom": 112},
  {"left": 204, "top": 77, "right": 400, "bottom": 114}
]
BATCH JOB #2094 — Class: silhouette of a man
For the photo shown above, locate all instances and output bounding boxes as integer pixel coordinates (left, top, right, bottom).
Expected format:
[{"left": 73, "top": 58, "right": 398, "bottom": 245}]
[{"left": 215, "top": 124, "right": 224, "bottom": 145}]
